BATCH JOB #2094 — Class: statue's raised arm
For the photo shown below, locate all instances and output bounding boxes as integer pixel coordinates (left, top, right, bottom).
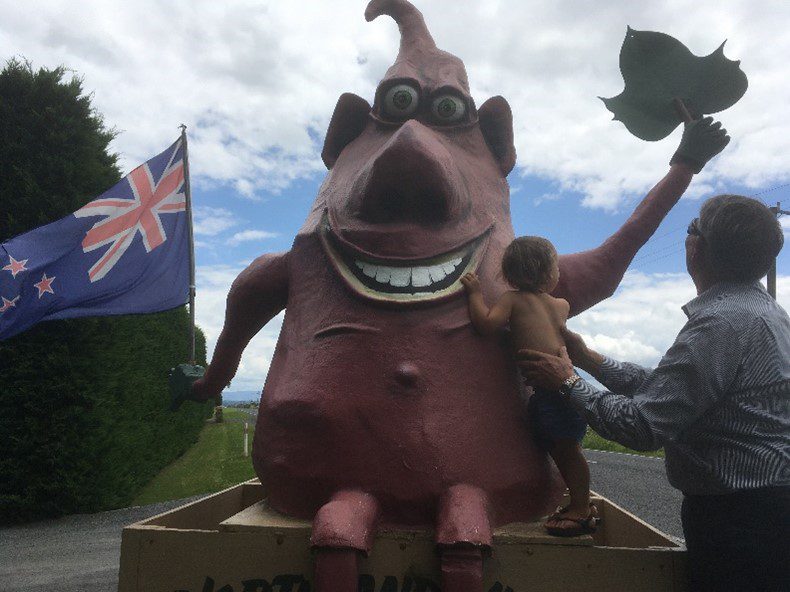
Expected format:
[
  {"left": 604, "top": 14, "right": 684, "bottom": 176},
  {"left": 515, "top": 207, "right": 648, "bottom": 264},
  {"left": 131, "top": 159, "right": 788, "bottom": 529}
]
[{"left": 556, "top": 116, "right": 729, "bottom": 316}]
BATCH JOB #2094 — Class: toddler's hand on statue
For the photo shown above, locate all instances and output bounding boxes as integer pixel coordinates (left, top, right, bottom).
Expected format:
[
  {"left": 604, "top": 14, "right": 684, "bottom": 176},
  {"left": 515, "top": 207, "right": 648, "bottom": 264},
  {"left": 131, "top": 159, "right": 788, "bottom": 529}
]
[{"left": 460, "top": 272, "right": 481, "bottom": 293}]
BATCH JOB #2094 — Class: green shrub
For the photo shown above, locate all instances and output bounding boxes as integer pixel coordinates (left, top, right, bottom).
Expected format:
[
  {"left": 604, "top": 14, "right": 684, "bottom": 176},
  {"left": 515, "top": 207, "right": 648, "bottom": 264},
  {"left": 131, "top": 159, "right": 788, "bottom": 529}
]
[
  {"left": 0, "top": 59, "right": 213, "bottom": 523},
  {"left": 0, "top": 313, "right": 212, "bottom": 522}
]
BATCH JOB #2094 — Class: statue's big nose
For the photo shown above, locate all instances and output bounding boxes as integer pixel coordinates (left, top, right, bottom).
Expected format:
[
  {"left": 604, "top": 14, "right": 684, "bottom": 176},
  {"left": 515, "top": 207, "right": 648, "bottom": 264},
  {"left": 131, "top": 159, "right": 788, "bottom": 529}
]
[{"left": 357, "top": 120, "right": 457, "bottom": 225}]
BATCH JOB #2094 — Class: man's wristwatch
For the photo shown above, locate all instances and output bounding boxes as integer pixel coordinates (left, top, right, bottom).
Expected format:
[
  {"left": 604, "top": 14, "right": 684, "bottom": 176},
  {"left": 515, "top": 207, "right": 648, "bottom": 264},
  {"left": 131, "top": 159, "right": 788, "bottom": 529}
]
[{"left": 560, "top": 373, "right": 582, "bottom": 395}]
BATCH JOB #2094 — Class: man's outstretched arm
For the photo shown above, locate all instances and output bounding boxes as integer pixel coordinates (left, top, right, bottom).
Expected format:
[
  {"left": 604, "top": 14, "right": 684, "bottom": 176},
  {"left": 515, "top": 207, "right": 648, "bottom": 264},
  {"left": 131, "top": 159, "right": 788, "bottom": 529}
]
[
  {"left": 518, "top": 313, "right": 741, "bottom": 451},
  {"left": 561, "top": 327, "right": 652, "bottom": 396}
]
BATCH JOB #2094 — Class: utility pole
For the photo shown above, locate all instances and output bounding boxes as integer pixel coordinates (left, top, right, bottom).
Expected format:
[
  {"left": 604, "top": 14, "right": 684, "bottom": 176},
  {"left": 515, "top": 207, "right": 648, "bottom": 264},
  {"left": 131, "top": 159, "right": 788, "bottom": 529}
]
[{"left": 767, "top": 201, "right": 789, "bottom": 299}]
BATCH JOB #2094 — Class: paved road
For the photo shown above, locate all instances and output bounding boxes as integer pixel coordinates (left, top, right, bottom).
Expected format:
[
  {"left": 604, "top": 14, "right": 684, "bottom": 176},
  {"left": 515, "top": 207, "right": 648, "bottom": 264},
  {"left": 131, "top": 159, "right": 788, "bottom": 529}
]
[
  {"left": 0, "top": 451, "right": 681, "bottom": 592},
  {"left": 0, "top": 496, "right": 204, "bottom": 592},
  {"left": 585, "top": 449, "right": 682, "bottom": 540}
]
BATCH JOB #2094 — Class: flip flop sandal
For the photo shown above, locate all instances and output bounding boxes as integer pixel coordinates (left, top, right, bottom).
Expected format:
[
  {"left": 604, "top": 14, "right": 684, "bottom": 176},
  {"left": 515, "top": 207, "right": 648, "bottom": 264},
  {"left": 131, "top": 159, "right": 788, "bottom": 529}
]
[
  {"left": 544, "top": 503, "right": 601, "bottom": 536},
  {"left": 544, "top": 513, "right": 599, "bottom": 537},
  {"left": 547, "top": 502, "right": 601, "bottom": 523}
]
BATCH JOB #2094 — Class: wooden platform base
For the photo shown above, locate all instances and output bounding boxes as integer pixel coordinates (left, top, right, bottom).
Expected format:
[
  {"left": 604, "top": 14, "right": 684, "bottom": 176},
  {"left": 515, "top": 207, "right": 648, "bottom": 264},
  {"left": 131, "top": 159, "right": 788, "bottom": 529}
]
[{"left": 119, "top": 480, "right": 686, "bottom": 592}]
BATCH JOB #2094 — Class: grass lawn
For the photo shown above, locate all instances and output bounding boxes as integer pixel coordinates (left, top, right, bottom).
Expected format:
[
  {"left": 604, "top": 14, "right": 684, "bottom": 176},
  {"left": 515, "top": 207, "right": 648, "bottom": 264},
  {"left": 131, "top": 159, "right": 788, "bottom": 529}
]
[
  {"left": 133, "top": 409, "right": 662, "bottom": 506},
  {"left": 132, "top": 408, "right": 256, "bottom": 505},
  {"left": 582, "top": 428, "right": 664, "bottom": 458}
]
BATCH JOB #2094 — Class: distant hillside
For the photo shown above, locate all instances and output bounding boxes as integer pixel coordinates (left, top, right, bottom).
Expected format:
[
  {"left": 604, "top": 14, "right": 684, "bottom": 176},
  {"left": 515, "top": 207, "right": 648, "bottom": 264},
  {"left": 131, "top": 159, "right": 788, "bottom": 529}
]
[{"left": 222, "top": 390, "right": 260, "bottom": 402}]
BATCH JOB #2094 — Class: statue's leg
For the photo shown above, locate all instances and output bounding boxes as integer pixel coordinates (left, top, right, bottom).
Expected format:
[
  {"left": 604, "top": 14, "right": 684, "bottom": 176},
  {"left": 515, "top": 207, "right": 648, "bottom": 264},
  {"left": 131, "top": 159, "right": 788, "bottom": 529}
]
[
  {"left": 310, "top": 490, "right": 380, "bottom": 592},
  {"left": 436, "top": 484, "right": 493, "bottom": 592}
]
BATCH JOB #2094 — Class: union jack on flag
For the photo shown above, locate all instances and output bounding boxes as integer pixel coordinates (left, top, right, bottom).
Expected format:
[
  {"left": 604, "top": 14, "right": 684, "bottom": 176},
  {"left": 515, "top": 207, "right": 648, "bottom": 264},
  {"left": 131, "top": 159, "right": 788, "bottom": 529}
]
[
  {"left": 76, "top": 145, "right": 186, "bottom": 281},
  {"left": 0, "top": 139, "right": 191, "bottom": 340}
]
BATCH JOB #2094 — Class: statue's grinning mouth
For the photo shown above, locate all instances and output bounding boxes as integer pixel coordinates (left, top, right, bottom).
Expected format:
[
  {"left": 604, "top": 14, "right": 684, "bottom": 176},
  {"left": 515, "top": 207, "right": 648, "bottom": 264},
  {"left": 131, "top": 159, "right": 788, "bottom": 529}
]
[
  {"left": 353, "top": 256, "right": 465, "bottom": 291},
  {"left": 319, "top": 215, "right": 489, "bottom": 303}
]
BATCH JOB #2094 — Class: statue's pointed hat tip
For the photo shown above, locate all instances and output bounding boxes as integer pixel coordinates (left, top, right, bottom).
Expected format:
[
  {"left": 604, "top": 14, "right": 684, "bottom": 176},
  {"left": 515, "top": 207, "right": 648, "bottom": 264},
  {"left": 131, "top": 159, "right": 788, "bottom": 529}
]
[{"left": 365, "top": 0, "right": 438, "bottom": 54}]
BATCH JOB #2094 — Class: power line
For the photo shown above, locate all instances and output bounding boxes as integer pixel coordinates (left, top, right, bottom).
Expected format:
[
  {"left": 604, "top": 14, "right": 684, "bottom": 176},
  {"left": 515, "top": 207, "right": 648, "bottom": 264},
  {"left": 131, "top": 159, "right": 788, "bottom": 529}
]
[
  {"left": 631, "top": 201, "right": 787, "bottom": 299},
  {"left": 752, "top": 182, "right": 790, "bottom": 197},
  {"left": 627, "top": 183, "right": 788, "bottom": 261},
  {"left": 631, "top": 239, "right": 686, "bottom": 265},
  {"left": 630, "top": 246, "right": 687, "bottom": 270}
]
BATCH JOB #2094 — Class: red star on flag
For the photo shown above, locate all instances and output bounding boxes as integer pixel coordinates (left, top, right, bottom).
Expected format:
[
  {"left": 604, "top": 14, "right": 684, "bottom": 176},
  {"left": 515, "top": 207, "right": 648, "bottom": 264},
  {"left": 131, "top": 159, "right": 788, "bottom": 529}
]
[
  {"left": 34, "top": 273, "right": 56, "bottom": 298},
  {"left": 0, "top": 295, "right": 20, "bottom": 313},
  {"left": 2, "top": 256, "right": 28, "bottom": 278}
]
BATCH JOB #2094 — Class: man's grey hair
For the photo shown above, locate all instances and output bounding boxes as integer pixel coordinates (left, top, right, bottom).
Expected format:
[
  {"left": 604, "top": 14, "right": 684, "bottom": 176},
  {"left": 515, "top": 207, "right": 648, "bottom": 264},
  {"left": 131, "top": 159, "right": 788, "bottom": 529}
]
[{"left": 699, "top": 194, "right": 784, "bottom": 282}]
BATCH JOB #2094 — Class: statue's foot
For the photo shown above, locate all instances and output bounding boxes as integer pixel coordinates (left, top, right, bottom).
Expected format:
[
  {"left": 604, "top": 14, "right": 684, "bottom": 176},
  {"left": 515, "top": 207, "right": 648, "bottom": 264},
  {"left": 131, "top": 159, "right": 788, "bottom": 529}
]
[
  {"left": 311, "top": 490, "right": 380, "bottom": 592},
  {"left": 436, "top": 484, "right": 492, "bottom": 592},
  {"left": 440, "top": 545, "right": 484, "bottom": 592},
  {"left": 313, "top": 548, "right": 359, "bottom": 592}
]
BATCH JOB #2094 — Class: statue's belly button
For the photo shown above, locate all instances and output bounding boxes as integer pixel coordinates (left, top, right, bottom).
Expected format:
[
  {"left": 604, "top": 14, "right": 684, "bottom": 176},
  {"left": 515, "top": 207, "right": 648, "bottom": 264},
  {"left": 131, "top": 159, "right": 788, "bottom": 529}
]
[{"left": 395, "top": 361, "right": 421, "bottom": 388}]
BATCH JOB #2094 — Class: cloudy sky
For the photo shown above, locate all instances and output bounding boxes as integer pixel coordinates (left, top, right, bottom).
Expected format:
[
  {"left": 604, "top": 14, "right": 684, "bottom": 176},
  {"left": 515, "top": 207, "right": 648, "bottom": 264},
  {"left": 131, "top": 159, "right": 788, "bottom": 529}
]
[{"left": 2, "top": 0, "right": 788, "bottom": 392}]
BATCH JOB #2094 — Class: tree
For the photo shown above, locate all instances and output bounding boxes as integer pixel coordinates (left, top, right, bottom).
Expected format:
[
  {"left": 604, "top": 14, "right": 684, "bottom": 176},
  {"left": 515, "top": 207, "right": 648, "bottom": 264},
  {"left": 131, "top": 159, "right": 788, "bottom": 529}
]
[
  {"left": 0, "top": 60, "right": 211, "bottom": 523},
  {"left": 0, "top": 59, "right": 120, "bottom": 241}
]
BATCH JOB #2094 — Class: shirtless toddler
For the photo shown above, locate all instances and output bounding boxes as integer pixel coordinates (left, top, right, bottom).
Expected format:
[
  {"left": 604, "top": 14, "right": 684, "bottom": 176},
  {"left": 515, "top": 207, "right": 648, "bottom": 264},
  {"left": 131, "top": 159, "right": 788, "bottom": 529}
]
[{"left": 461, "top": 236, "right": 597, "bottom": 536}]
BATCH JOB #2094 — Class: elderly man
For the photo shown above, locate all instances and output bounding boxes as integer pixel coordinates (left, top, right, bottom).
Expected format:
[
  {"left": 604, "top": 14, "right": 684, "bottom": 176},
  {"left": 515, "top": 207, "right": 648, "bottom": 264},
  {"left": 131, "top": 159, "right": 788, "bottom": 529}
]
[{"left": 519, "top": 194, "right": 789, "bottom": 592}]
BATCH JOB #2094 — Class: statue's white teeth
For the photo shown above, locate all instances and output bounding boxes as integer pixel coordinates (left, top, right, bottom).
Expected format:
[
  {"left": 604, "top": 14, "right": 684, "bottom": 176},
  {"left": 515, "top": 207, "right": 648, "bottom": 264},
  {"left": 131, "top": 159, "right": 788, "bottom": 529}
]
[
  {"left": 355, "top": 257, "right": 463, "bottom": 289},
  {"left": 389, "top": 267, "right": 411, "bottom": 287},
  {"left": 320, "top": 213, "right": 488, "bottom": 302}
]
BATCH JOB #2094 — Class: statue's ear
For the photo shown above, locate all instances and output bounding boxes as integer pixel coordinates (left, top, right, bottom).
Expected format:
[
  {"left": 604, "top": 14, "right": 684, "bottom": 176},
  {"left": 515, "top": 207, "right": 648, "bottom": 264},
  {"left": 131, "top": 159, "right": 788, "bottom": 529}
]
[
  {"left": 478, "top": 96, "right": 516, "bottom": 176},
  {"left": 322, "top": 93, "right": 371, "bottom": 169}
]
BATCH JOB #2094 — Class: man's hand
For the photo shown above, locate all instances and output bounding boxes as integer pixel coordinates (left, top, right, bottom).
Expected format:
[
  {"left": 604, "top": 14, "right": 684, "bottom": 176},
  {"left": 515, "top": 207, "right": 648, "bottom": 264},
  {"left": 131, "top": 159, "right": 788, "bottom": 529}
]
[
  {"left": 460, "top": 272, "right": 482, "bottom": 294},
  {"left": 560, "top": 327, "right": 604, "bottom": 373},
  {"left": 670, "top": 116, "right": 730, "bottom": 173},
  {"left": 516, "top": 347, "right": 576, "bottom": 391}
]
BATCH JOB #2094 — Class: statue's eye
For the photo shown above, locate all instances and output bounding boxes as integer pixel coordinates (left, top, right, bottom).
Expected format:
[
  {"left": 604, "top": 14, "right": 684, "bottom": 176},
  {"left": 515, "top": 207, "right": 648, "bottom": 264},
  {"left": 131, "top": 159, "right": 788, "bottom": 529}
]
[
  {"left": 431, "top": 95, "right": 466, "bottom": 124},
  {"left": 383, "top": 84, "right": 419, "bottom": 119}
]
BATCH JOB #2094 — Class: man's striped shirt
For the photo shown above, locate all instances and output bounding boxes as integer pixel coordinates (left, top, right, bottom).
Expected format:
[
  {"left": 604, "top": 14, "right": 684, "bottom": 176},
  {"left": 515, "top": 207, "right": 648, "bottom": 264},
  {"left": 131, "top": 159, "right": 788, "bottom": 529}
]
[{"left": 568, "top": 281, "right": 790, "bottom": 495}]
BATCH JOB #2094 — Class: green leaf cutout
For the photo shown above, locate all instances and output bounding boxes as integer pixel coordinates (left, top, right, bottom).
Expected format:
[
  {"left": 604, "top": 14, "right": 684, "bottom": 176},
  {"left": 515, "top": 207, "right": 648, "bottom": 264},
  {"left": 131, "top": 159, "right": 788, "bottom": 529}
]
[{"left": 601, "top": 27, "right": 748, "bottom": 141}]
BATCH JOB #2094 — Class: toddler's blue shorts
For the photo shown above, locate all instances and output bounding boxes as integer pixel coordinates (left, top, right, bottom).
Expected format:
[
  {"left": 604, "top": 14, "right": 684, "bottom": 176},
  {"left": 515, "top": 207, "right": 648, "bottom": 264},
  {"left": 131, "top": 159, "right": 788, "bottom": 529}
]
[{"left": 527, "top": 387, "right": 587, "bottom": 447}]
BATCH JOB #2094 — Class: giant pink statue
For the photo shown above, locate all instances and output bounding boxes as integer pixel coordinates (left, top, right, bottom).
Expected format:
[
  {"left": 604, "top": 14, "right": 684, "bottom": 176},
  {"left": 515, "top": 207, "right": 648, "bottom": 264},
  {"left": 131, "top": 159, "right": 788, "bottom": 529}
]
[{"left": 191, "top": 1, "right": 724, "bottom": 589}]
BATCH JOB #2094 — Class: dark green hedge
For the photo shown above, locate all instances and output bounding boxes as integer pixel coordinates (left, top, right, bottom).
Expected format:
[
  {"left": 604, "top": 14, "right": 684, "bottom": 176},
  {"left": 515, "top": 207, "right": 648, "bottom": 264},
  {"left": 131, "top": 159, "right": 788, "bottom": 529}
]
[
  {"left": 0, "top": 60, "right": 213, "bottom": 523},
  {"left": 0, "top": 311, "right": 211, "bottom": 523}
]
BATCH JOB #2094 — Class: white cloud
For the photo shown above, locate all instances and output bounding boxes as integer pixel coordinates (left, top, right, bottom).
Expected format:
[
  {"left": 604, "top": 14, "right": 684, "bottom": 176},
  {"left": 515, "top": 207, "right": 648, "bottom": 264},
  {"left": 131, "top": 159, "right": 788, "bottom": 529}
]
[
  {"left": 568, "top": 272, "right": 695, "bottom": 366},
  {"left": 195, "top": 263, "right": 284, "bottom": 392},
  {"left": 192, "top": 206, "right": 238, "bottom": 236},
  {"left": 569, "top": 271, "right": 790, "bottom": 368},
  {"left": 226, "top": 229, "right": 279, "bottom": 246},
  {"left": 532, "top": 192, "right": 562, "bottom": 206},
  {"left": 2, "top": 0, "right": 788, "bottom": 208},
  {"left": 780, "top": 215, "right": 789, "bottom": 238}
]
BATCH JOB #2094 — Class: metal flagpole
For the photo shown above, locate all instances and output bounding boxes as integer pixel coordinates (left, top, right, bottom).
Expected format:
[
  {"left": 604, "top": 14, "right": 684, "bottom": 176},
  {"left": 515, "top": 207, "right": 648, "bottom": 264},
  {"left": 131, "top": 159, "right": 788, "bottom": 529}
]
[{"left": 179, "top": 124, "right": 197, "bottom": 364}]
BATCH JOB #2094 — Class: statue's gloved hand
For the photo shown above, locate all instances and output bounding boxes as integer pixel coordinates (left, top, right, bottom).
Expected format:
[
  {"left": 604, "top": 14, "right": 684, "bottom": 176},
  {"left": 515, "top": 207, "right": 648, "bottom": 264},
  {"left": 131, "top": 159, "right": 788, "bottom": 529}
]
[
  {"left": 670, "top": 116, "right": 730, "bottom": 173},
  {"left": 168, "top": 363, "right": 207, "bottom": 411}
]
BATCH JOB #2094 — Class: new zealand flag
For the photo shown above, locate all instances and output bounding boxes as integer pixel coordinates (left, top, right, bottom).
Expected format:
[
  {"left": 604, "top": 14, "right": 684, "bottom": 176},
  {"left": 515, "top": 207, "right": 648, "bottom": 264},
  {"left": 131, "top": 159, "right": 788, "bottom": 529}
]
[{"left": 0, "top": 139, "right": 190, "bottom": 340}]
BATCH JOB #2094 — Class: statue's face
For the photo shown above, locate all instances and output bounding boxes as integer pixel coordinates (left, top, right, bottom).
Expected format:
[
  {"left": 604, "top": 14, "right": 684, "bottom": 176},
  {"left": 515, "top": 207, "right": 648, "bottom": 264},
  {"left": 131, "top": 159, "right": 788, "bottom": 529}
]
[{"left": 318, "top": 53, "right": 513, "bottom": 305}]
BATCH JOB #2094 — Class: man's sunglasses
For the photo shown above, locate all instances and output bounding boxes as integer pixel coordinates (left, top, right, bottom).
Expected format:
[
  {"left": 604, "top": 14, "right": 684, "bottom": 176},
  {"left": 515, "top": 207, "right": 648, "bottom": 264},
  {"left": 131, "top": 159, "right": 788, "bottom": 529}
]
[{"left": 687, "top": 218, "right": 703, "bottom": 237}]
